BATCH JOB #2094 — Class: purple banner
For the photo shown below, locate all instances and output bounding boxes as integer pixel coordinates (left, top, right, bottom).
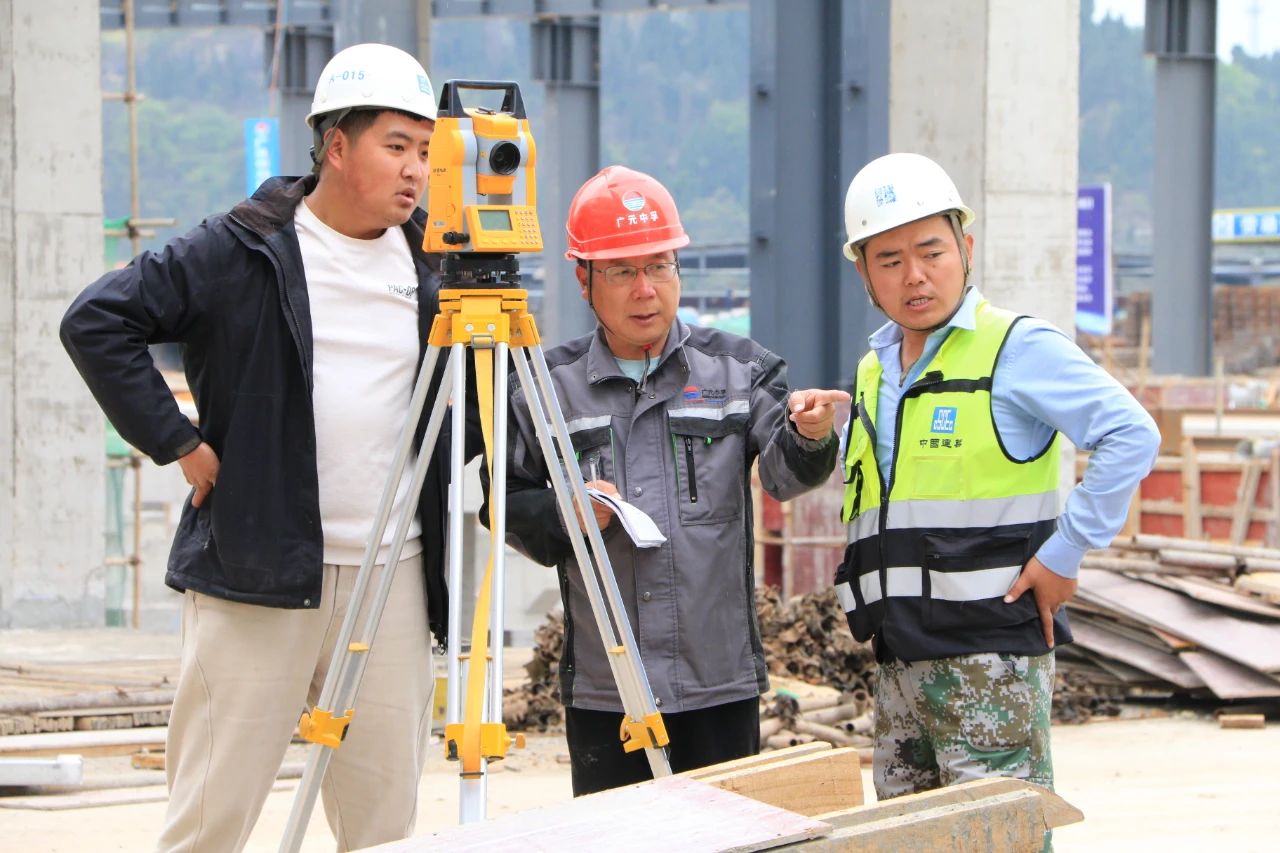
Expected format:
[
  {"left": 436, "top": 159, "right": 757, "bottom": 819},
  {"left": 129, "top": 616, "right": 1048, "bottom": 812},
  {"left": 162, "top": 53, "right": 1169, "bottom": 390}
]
[{"left": 1076, "top": 184, "right": 1112, "bottom": 335}]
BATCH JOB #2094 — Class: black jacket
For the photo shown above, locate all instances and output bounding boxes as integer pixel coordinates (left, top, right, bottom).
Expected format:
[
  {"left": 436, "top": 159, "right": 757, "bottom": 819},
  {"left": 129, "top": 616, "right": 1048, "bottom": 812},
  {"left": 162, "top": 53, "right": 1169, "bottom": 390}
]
[{"left": 60, "top": 175, "right": 470, "bottom": 644}]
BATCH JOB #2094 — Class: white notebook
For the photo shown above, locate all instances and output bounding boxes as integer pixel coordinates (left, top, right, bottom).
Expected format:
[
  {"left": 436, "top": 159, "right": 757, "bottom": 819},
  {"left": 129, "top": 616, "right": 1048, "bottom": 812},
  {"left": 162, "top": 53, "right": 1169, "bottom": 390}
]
[{"left": 585, "top": 488, "right": 667, "bottom": 548}]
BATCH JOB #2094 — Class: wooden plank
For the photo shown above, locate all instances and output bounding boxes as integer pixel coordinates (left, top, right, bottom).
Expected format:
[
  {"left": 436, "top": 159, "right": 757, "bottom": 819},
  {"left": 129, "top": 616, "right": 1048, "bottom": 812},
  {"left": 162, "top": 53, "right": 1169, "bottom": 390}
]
[
  {"left": 130, "top": 750, "right": 166, "bottom": 770},
  {"left": 1182, "top": 436, "right": 1203, "bottom": 539},
  {"left": 1068, "top": 619, "right": 1205, "bottom": 688},
  {"left": 1150, "top": 627, "right": 1197, "bottom": 652},
  {"left": 1125, "top": 534, "right": 1280, "bottom": 561},
  {"left": 796, "top": 791, "right": 1045, "bottom": 853},
  {"left": 1155, "top": 576, "right": 1280, "bottom": 620},
  {"left": 695, "top": 748, "right": 863, "bottom": 817},
  {"left": 1079, "top": 555, "right": 1165, "bottom": 574},
  {"left": 814, "top": 777, "right": 1082, "bottom": 833},
  {"left": 1179, "top": 651, "right": 1280, "bottom": 699},
  {"left": 1086, "top": 655, "right": 1163, "bottom": 685},
  {"left": 0, "top": 690, "right": 175, "bottom": 716},
  {"left": 682, "top": 743, "right": 831, "bottom": 780},
  {"left": 1231, "top": 461, "right": 1264, "bottom": 545},
  {"left": 1236, "top": 572, "right": 1280, "bottom": 604},
  {"left": 30, "top": 703, "right": 171, "bottom": 719},
  {"left": 1156, "top": 549, "right": 1239, "bottom": 572},
  {"left": 796, "top": 779, "right": 1085, "bottom": 852},
  {"left": 1218, "top": 713, "right": 1266, "bottom": 729},
  {"left": 1079, "top": 570, "right": 1280, "bottom": 672},
  {"left": 1139, "top": 499, "right": 1273, "bottom": 523},
  {"left": 367, "top": 776, "right": 830, "bottom": 852},
  {"left": 0, "top": 726, "right": 166, "bottom": 759},
  {"left": 1068, "top": 610, "right": 1185, "bottom": 653},
  {"left": 0, "top": 781, "right": 293, "bottom": 812},
  {"left": 1268, "top": 446, "right": 1280, "bottom": 547}
]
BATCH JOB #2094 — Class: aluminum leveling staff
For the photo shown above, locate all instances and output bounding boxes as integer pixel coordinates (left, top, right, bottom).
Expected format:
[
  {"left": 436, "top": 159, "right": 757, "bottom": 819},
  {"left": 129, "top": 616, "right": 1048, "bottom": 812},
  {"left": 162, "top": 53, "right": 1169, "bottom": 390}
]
[
  {"left": 502, "top": 166, "right": 850, "bottom": 794},
  {"left": 834, "top": 153, "right": 1160, "bottom": 851}
]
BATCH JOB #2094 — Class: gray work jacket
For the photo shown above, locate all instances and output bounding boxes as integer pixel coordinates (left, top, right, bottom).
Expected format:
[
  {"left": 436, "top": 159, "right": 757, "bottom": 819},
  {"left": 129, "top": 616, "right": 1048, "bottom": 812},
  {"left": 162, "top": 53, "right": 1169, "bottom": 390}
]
[{"left": 504, "top": 320, "right": 838, "bottom": 713}]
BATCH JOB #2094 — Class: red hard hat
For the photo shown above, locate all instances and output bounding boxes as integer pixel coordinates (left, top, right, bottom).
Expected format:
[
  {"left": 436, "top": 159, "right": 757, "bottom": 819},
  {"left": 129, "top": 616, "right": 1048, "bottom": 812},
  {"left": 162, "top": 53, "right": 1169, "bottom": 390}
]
[{"left": 564, "top": 166, "right": 690, "bottom": 261}]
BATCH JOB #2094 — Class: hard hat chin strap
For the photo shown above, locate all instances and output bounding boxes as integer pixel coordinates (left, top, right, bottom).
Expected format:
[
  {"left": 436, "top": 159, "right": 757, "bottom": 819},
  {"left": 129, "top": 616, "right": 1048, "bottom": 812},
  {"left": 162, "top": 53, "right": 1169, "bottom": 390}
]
[
  {"left": 858, "top": 209, "right": 971, "bottom": 314},
  {"left": 947, "top": 211, "right": 971, "bottom": 281},
  {"left": 310, "top": 108, "right": 355, "bottom": 175}
]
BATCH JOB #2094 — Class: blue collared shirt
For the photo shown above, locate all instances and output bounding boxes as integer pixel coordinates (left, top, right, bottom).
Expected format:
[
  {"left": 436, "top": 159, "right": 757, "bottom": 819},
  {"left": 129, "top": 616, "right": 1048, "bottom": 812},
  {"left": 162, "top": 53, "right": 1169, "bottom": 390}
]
[{"left": 857, "top": 287, "right": 1159, "bottom": 579}]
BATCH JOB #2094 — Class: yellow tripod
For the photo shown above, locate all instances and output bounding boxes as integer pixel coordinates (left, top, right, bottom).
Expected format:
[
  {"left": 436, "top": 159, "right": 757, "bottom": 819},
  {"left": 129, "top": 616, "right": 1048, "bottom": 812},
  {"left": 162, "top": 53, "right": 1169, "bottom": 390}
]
[{"left": 279, "top": 282, "right": 672, "bottom": 850}]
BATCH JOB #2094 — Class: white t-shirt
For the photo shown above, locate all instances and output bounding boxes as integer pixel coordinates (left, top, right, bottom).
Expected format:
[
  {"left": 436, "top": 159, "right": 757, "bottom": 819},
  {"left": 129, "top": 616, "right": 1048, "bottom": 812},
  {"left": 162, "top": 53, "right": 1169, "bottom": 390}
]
[{"left": 294, "top": 199, "right": 423, "bottom": 565}]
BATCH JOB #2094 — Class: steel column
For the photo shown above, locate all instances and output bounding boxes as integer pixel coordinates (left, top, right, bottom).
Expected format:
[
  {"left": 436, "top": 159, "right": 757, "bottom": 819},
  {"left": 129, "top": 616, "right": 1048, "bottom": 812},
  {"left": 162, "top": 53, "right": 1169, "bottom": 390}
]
[
  {"left": 748, "top": 0, "right": 887, "bottom": 389},
  {"left": 267, "top": 2, "right": 425, "bottom": 179},
  {"left": 1146, "top": 0, "right": 1216, "bottom": 376},
  {"left": 530, "top": 17, "right": 601, "bottom": 346},
  {"left": 267, "top": 26, "right": 333, "bottom": 178}
]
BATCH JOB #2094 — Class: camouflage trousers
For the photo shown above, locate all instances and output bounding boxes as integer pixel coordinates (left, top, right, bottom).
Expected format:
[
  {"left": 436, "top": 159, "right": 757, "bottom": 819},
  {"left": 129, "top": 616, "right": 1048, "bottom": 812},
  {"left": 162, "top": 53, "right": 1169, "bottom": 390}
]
[{"left": 873, "top": 651, "right": 1055, "bottom": 800}]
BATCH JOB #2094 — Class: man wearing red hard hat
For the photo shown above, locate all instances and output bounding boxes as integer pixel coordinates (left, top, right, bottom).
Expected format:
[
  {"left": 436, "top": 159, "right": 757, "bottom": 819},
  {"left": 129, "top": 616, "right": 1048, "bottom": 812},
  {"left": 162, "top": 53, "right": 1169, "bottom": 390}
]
[{"left": 503, "top": 165, "right": 850, "bottom": 794}]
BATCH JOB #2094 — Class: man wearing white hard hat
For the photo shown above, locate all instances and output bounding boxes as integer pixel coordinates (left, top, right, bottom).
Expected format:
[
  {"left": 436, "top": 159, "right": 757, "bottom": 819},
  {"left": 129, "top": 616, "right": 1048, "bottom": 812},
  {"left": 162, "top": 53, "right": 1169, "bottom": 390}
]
[
  {"left": 62, "top": 43, "right": 456, "bottom": 851},
  {"left": 833, "top": 153, "right": 1159, "bottom": 848}
]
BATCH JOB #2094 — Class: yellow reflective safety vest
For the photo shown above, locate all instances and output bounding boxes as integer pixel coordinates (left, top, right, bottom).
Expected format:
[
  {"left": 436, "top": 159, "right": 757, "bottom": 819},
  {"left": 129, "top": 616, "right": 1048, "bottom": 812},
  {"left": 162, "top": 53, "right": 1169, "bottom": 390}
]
[{"left": 834, "top": 300, "right": 1070, "bottom": 661}]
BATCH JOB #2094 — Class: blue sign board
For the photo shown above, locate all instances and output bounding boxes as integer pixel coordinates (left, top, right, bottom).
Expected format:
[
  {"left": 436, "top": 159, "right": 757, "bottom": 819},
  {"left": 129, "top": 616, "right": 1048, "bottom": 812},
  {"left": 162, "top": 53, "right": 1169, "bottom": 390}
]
[
  {"left": 244, "top": 118, "right": 280, "bottom": 198},
  {"left": 1212, "top": 208, "right": 1280, "bottom": 243},
  {"left": 1076, "top": 184, "right": 1112, "bottom": 336}
]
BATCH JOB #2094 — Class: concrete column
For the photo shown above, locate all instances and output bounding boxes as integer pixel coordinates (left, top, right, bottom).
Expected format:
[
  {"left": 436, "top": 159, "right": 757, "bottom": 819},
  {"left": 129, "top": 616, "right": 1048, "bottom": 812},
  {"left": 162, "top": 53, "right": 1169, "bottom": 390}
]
[
  {"left": 889, "top": 0, "right": 1079, "bottom": 331},
  {"left": 0, "top": 0, "right": 106, "bottom": 626},
  {"left": 531, "top": 17, "right": 600, "bottom": 347}
]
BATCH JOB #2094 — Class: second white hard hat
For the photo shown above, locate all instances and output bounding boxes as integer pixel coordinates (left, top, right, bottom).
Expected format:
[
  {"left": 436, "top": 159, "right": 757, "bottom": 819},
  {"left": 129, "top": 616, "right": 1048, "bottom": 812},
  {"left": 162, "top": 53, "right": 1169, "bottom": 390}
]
[
  {"left": 306, "top": 43, "right": 437, "bottom": 128},
  {"left": 842, "top": 153, "right": 974, "bottom": 262}
]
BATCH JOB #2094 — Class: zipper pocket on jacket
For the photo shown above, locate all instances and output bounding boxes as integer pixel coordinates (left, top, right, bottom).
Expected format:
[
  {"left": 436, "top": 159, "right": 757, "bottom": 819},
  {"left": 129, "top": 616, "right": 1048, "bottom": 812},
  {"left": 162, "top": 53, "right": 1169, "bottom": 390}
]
[{"left": 683, "top": 436, "right": 699, "bottom": 503}]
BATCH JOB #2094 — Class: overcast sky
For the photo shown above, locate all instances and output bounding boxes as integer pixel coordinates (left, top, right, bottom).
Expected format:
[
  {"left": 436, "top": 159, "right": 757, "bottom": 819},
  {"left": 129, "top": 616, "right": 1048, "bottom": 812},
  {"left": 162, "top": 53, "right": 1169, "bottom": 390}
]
[{"left": 1093, "top": 0, "right": 1280, "bottom": 59}]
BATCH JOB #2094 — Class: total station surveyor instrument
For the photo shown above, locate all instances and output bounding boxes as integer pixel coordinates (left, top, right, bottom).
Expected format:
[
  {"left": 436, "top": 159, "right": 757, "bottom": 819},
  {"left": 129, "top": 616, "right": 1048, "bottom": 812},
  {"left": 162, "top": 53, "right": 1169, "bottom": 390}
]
[{"left": 279, "top": 80, "right": 671, "bottom": 852}]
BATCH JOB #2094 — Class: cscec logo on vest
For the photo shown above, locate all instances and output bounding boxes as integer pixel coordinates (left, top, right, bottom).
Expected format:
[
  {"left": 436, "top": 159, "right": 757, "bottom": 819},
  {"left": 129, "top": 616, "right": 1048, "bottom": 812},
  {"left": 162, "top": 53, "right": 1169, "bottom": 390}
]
[{"left": 931, "top": 406, "right": 957, "bottom": 434}]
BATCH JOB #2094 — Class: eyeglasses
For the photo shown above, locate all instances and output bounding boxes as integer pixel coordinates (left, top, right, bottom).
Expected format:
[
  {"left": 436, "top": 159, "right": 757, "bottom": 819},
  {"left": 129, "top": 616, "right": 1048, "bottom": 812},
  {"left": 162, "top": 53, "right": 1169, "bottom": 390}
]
[{"left": 592, "top": 262, "right": 680, "bottom": 286}]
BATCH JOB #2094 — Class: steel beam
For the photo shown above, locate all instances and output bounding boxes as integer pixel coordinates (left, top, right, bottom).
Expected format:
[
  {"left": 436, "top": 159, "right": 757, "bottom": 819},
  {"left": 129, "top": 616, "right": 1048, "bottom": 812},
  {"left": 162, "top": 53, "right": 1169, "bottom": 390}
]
[
  {"left": 429, "top": 0, "right": 743, "bottom": 18},
  {"left": 262, "top": 2, "right": 426, "bottom": 178},
  {"left": 100, "top": 0, "right": 333, "bottom": 29},
  {"left": 1145, "top": 0, "right": 1216, "bottom": 376},
  {"left": 748, "top": 0, "right": 887, "bottom": 389},
  {"left": 266, "top": 26, "right": 335, "bottom": 177},
  {"left": 530, "top": 17, "right": 600, "bottom": 345}
]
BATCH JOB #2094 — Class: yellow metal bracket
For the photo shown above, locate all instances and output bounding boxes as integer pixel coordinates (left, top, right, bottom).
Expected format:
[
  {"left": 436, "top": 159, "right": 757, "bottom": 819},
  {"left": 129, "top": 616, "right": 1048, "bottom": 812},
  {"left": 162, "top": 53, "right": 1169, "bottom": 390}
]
[
  {"left": 444, "top": 722, "right": 526, "bottom": 766},
  {"left": 427, "top": 288, "right": 541, "bottom": 350},
  {"left": 619, "top": 712, "right": 670, "bottom": 753},
  {"left": 298, "top": 707, "right": 353, "bottom": 750}
]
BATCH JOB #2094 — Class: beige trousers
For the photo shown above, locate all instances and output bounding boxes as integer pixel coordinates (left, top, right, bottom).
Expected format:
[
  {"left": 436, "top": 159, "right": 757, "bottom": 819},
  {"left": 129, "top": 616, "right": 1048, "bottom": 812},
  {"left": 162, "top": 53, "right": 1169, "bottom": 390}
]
[{"left": 157, "top": 554, "right": 434, "bottom": 853}]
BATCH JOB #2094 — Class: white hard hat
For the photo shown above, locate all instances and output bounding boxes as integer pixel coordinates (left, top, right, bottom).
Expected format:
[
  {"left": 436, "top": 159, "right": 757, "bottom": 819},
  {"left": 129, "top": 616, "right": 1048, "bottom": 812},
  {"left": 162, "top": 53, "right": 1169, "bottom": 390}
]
[
  {"left": 842, "top": 153, "right": 975, "bottom": 262},
  {"left": 306, "top": 43, "right": 437, "bottom": 128}
]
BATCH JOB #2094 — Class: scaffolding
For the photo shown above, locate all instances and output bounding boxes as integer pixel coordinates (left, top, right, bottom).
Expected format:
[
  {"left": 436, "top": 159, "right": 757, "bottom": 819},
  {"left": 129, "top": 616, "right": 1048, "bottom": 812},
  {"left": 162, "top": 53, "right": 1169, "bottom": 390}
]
[{"left": 98, "top": 0, "right": 176, "bottom": 627}]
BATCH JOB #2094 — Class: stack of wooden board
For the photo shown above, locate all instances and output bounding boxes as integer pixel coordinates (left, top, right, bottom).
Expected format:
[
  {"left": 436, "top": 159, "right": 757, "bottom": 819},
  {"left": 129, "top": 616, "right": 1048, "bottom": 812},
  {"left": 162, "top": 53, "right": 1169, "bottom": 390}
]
[
  {"left": 1064, "top": 561, "right": 1280, "bottom": 702},
  {"left": 0, "top": 654, "right": 178, "bottom": 737},
  {"left": 359, "top": 743, "right": 1082, "bottom": 853}
]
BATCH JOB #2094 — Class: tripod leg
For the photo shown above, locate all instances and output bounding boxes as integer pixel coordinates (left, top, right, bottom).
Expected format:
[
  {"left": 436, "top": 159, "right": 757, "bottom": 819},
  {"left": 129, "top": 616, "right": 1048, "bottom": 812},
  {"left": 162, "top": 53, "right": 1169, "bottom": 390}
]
[
  {"left": 508, "top": 346, "right": 672, "bottom": 779},
  {"left": 279, "top": 344, "right": 455, "bottom": 853},
  {"left": 488, "top": 342, "right": 510, "bottom": 753},
  {"left": 445, "top": 342, "right": 467, "bottom": 729},
  {"left": 453, "top": 340, "right": 512, "bottom": 824},
  {"left": 443, "top": 342, "right": 492, "bottom": 823}
]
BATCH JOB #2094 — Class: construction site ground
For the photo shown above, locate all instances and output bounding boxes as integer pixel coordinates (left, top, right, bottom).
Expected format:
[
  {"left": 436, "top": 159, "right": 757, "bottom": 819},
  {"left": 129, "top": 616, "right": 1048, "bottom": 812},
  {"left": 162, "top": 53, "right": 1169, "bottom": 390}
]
[{"left": 2, "top": 629, "right": 1278, "bottom": 852}]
